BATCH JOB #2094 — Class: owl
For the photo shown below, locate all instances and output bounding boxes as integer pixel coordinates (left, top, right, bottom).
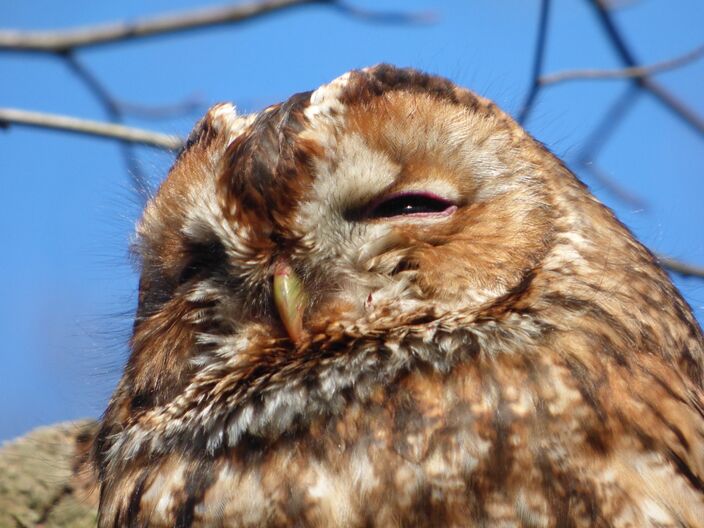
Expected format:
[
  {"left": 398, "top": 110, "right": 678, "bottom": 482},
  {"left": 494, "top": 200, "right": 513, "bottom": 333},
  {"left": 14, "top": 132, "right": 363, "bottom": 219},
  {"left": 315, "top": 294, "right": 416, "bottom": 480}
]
[{"left": 93, "top": 65, "right": 704, "bottom": 527}]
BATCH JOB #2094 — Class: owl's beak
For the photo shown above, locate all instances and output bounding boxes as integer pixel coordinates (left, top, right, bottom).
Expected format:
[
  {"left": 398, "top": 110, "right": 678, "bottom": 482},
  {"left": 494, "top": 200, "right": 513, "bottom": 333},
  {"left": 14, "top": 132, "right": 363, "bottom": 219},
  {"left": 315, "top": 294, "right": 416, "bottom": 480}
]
[{"left": 273, "top": 260, "right": 307, "bottom": 345}]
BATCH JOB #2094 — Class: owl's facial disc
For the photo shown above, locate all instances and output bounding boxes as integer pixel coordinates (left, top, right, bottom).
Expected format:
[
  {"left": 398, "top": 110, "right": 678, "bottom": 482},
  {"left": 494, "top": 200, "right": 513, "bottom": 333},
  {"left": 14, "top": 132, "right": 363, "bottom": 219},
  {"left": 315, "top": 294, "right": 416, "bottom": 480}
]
[{"left": 273, "top": 259, "right": 307, "bottom": 344}]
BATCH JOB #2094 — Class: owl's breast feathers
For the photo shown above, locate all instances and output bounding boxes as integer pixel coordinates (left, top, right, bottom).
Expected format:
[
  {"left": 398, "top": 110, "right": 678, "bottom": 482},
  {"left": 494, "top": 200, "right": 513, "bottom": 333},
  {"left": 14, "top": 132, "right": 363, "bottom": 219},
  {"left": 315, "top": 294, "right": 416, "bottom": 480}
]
[{"left": 94, "top": 66, "right": 704, "bottom": 527}]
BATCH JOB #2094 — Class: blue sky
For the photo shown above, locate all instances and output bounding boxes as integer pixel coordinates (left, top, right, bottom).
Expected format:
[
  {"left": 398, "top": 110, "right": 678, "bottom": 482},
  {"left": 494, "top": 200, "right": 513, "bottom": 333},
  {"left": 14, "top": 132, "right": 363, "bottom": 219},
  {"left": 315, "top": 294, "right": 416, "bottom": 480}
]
[{"left": 1, "top": 0, "right": 702, "bottom": 442}]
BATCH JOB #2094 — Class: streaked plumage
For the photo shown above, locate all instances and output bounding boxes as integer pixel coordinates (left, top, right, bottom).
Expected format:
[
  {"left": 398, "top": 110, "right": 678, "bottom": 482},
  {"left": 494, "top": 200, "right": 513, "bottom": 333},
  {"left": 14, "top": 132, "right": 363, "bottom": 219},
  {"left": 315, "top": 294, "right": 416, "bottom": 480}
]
[{"left": 94, "top": 65, "right": 704, "bottom": 527}]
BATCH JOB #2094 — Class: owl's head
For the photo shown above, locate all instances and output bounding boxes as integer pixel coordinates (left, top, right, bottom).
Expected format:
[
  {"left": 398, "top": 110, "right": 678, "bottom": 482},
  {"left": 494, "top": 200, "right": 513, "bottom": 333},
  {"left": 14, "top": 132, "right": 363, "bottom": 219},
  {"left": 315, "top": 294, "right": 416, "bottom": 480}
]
[
  {"left": 138, "top": 65, "right": 555, "bottom": 346},
  {"left": 98, "top": 65, "right": 698, "bottom": 466}
]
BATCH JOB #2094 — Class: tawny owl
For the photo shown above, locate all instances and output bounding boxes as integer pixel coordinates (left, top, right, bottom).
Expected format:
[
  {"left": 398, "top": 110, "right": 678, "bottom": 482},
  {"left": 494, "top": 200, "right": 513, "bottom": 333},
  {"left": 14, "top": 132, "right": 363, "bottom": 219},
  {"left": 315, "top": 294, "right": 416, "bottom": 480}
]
[{"left": 93, "top": 65, "right": 704, "bottom": 527}]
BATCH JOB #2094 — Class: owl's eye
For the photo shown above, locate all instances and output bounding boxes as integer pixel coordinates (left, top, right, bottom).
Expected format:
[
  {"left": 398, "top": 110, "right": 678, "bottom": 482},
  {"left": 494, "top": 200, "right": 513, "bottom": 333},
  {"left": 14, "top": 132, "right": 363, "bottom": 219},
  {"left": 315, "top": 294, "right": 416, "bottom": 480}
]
[{"left": 365, "top": 192, "right": 457, "bottom": 220}]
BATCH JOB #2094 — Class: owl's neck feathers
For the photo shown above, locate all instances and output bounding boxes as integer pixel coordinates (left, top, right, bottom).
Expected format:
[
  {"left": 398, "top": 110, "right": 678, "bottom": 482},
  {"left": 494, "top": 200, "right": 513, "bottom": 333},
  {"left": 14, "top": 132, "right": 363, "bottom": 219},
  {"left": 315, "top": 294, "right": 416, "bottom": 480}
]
[{"left": 99, "top": 284, "right": 553, "bottom": 471}]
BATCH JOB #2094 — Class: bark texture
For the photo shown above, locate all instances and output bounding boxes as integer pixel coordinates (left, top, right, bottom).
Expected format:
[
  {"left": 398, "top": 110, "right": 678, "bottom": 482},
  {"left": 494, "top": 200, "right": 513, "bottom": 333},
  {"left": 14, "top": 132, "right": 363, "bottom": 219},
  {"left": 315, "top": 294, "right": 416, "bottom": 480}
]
[{"left": 0, "top": 420, "right": 99, "bottom": 528}]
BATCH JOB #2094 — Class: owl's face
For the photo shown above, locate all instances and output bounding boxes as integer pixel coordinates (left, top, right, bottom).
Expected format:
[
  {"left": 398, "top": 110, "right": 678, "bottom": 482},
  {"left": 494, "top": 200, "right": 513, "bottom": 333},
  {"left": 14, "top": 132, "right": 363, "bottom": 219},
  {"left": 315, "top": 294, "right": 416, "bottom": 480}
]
[
  {"left": 100, "top": 66, "right": 562, "bottom": 462},
  {"left": 140, "top": 67, "right": 553, "bottom": 349}
]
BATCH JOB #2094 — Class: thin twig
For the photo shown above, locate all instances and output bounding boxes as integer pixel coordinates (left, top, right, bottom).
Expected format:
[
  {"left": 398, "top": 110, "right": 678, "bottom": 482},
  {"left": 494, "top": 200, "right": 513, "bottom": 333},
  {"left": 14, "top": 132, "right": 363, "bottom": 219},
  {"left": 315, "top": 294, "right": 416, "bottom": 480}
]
[
  {"left": 540, "top": 44, "right": 704, "bottom": 86},
  {"left": 589, "top": 1, "right": 704, "bottom": 136},
  {"left": 115, "top": 93, "right": 204, "bottom": 119},
  {"left": 0, "top": 0, "right": 433, "bottom": 53},
  {"left": 63, "top": 54, "right": 150, "bottom": 195},
  {"left": 579, "top": 161, "right": 648, "bottom": 210},
  {"left": 577, "top": 86, "right": 639, "bottom": 162},
  {"left": 0, "top": 0, "right": 325, "bottom": 52},
  {"left": 0, "top": 108, "right": 184, "bottom": 150},
  {"left": 641, "top": 80, "right": 704, "bottom": 135},
  {"left": 573, "top": 86, "right": 648, "bottom": 209},
  {"left": 600, "top": 0, "right": 641, "bottom": 10},
  {"left": 331, "top": 2, "right": 436, "bottom": 24},
  {"left": 657, "top": 256, "right": 704, "bottom": 278},
  {"left": 517, "top": 0, "right": 551, "bottom": 124}
]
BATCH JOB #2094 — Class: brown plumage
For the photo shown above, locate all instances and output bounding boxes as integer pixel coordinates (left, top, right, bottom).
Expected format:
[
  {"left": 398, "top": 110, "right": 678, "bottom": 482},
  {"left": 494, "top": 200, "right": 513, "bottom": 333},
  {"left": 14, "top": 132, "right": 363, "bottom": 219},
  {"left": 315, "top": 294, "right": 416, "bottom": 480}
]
[{"left": 94, "top": 65, "right": 704, "bottom": 527}]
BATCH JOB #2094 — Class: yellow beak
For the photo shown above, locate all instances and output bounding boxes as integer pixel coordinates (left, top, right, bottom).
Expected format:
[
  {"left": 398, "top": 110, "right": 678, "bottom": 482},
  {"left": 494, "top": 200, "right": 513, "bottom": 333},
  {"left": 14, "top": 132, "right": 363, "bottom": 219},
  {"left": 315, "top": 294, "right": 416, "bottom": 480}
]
[{"left": 273, "top": 260, "right": 307, "bottom": 344}]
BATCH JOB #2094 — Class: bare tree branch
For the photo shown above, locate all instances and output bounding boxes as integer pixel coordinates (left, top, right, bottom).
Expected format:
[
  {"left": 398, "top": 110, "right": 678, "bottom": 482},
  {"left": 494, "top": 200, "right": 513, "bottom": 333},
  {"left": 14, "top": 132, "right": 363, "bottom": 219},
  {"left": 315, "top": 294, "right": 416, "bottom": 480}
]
[
  {"left": 62, "top": 53, "right": 154, "bottom": 195},
  {"left": 0, "top": 108, "right": 184, "bottom": 150},
  {"left": 563, "top": 2, "right": 704, "bottom": 212},
  {"left": 331, "top": 2, "right": 435, "bottom": 24},
  {"left": 115, "top": 93, "right": 204, "bottom": 119},
  {"left": 573, "top": 86, "right": 648, "bottom": 209},
  {"left": 657, "top": 256, "right": 704, "bottom": 279},
  {"left": 540, "top": 44, "right": 704, "bottom": 86},
  {"left": 600, "top": 0, "right": 641, "bottom": 10},
  {"left": 0, "top": 0, "right": 325, "bottom": 52},
  {"left": 0, "top": 0, "right": 432, "bottom": 54},
  {"left": 577, "top": 86, "right": 639, "bottom": 163},
  {"left": 62, "top": 57, "right": 205, "bottom": 121},
  {"left": 579, "top": 161, "right": 648, "bottom": 210},
  {"left": 517, "top": 0, "right": 551, "bottom": 124},
  {"left": 589, "top": 1, "right": 704, "bottom": 136}
]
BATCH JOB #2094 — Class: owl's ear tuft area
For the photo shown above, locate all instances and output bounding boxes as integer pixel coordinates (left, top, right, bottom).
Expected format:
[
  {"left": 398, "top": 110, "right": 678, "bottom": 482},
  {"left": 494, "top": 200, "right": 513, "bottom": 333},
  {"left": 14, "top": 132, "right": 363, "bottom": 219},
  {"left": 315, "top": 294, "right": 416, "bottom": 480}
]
[
  {"left": 178, "top": 103, "right": 254, "bottom": 158},
  {"left": 218, "top": 94, "right": 321, "bottom": 233}
]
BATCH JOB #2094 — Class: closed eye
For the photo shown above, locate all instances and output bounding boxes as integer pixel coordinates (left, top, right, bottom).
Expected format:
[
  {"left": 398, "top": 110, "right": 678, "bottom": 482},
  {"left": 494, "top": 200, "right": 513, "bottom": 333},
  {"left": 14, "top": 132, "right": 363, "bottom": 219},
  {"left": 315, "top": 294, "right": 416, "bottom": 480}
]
[{"left": 364, "top": 192, "right": 457, "bottom": 220}]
